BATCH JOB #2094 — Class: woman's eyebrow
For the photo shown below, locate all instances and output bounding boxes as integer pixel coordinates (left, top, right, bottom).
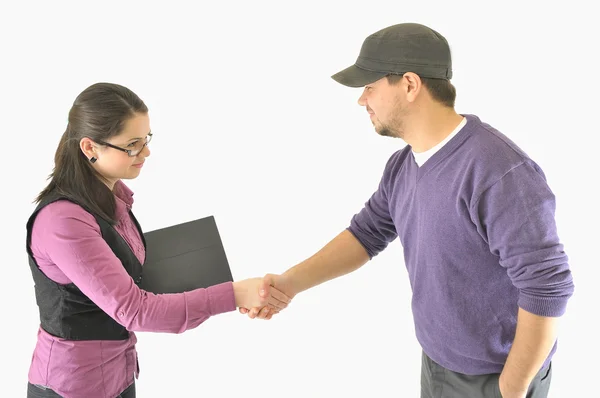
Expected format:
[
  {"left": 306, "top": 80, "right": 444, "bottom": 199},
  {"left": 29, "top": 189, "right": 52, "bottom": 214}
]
[{"left": 126, "top": 130, "right": 151, "bottom": 142}]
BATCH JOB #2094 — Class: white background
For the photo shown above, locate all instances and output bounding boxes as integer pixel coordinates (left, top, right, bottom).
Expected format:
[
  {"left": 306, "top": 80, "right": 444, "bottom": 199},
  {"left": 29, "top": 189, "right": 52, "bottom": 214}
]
[{"left": 1, "top": 1, "right": 598, "bottom": 397}]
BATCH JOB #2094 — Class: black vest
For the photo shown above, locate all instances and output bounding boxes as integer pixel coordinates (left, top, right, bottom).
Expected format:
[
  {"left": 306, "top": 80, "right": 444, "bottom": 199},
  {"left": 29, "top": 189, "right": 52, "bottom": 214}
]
[{"left": 26, "top": 193, "right": 146, "bottom": 341}]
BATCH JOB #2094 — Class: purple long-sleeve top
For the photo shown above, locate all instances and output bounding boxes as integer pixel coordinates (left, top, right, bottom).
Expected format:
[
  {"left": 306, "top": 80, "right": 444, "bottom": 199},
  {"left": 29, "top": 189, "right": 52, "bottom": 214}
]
[
  {"left": 347, "top": 114, "right": 574, "bottom": 375},
  {"left": 27, "top": 181, "right": 236, "bottom": 397}
]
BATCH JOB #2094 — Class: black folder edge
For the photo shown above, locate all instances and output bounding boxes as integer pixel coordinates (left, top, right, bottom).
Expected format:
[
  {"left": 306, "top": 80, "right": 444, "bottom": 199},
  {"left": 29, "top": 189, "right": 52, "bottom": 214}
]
[{"left": 139, "top": 215, "right": 234, "bottom": 294}]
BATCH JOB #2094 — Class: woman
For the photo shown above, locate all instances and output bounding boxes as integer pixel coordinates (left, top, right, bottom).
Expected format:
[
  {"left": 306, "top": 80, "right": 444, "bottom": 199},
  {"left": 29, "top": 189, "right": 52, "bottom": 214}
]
[{"left": 25, "top": 82, "right": 288, "bottom": 398}]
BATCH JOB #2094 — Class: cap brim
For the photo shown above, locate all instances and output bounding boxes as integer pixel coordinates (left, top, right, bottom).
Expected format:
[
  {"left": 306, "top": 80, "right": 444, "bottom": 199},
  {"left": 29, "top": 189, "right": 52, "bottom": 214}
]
[{"left": 331, "top": 64, "right": 387, "bottom": 87}]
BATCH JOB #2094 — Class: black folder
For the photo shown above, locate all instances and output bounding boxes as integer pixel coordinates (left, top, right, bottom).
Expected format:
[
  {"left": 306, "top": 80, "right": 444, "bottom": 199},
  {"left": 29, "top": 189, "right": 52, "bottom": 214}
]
[{"left": 139, "top": 215, "right": 234, "bottom": 294}]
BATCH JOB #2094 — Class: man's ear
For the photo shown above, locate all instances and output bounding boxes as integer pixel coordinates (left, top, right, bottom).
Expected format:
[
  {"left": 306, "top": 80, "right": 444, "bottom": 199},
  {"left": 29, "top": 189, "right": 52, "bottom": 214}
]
[{"left": 403, "top": 72, "right": 423, "bottom": 103}]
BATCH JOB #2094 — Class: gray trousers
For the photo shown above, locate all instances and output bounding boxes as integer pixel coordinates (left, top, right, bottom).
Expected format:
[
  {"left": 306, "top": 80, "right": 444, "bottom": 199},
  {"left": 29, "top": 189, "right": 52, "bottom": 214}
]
[
  {"left": 27, "top": 382, "right": 135, "bottom": 398},
  {"left": 421, "top": 352, "right": 552, "bottom": 398}
]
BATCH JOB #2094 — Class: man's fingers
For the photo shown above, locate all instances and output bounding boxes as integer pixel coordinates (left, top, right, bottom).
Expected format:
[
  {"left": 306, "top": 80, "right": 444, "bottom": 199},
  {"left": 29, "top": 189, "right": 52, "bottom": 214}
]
[
  {"left": 269, "top": 286, "right": 292, "bottom": 304},
  {"left": 267, "top": 296, "right": 288, "bottom": 311},
  {"left": 244, "top": 305, "right": 279, "bottom": 320},
  {"left": 265, "top": 308, "right": 275, "bottom": 320},
  {"left": 257, "top": 306, "right": 270, "bottom": 319}
]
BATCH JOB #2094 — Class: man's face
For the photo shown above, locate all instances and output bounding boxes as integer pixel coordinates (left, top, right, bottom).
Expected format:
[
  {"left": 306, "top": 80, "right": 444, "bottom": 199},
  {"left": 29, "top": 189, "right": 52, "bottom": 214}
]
[{"left": 357, "top": 76, "right": 409, "bottom": 138}]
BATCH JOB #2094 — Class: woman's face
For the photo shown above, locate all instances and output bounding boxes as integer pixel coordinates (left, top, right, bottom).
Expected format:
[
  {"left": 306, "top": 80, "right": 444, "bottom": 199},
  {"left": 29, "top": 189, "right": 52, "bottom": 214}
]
[{"left": 81, "top": 112, "right": 152, "bottom": 189}]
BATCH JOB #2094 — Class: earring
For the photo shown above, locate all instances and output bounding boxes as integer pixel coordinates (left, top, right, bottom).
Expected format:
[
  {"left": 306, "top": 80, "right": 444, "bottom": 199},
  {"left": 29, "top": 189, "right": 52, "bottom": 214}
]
[{"left": 90, "top": 157, "right": 97, "bottom": 163}]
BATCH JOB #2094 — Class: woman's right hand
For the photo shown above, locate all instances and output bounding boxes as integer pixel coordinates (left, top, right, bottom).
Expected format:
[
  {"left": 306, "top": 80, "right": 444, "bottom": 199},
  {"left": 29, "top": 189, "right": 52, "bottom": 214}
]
[{"left": 232, "top": 277, "right": 291, "bottom": 314}]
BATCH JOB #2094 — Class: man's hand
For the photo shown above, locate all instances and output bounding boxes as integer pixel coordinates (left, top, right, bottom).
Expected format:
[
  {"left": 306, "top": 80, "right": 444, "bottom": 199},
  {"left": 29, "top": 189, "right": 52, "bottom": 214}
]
[
  {"left": 232, "top": 277, "right": 291, "bottom": 314},
  {"left": 498, "top": 373, "right": 527, "bottom": 398},
  {"left": 239, "top": 273, "right": 296, "bottom": 320},
  {"left": 497, "top": 307, "right": 559, "bottom": 398}
]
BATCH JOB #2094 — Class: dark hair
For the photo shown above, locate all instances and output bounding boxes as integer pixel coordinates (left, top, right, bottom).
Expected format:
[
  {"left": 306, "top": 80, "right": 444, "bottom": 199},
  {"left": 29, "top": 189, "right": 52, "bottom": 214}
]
[
  {"left": 35, "top": 82, "right": 148, "bottom": 224},
  {"left": 386, "top": 74, "right": 456, "bottom": 108}
]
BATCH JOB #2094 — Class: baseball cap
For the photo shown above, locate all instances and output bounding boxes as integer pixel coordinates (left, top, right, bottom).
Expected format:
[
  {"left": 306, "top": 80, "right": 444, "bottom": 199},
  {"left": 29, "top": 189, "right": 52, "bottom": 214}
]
[{"left": 331, "top": 23, "right": 453, "bottom": 87}]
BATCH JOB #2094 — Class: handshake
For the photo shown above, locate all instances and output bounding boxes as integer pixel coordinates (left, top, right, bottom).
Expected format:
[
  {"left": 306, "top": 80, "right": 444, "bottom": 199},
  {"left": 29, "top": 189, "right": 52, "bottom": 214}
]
[{"left": 232, "top": 273, "right": 294, "bottom": 320}]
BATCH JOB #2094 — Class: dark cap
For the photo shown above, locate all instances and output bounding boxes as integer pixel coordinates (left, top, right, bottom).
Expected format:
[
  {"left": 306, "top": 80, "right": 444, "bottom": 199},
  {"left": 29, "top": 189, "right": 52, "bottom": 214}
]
[{"left": 331, "top": 23, "right": 453, "bottom": 87}]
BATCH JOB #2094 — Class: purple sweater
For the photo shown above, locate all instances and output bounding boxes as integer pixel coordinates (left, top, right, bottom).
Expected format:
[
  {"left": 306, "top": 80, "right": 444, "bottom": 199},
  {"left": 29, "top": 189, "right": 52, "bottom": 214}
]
[
  {"left": 348, "top": 114, "right": 574, "bottom": 375},
  {"left": 28, "top": 181, "right": 236, "bottom": 397}
]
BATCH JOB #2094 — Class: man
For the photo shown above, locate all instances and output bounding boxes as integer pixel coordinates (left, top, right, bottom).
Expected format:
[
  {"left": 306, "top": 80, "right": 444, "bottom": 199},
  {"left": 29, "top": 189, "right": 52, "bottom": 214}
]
[{"left": 241, "top": 23, "right": 574, "bottom": 398}]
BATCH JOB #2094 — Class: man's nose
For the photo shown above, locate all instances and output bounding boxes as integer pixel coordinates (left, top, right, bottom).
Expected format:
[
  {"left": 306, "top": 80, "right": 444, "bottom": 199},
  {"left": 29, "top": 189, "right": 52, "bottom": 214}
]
[{"left": 357, "top": 88, "right": 367, "bottom": 106}]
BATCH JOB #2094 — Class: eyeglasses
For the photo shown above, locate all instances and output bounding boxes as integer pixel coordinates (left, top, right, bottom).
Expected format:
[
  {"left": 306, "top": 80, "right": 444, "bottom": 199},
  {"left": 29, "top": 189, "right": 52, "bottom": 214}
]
[{"left": 96, "top": 133, "right": 152, "bottom": 157}]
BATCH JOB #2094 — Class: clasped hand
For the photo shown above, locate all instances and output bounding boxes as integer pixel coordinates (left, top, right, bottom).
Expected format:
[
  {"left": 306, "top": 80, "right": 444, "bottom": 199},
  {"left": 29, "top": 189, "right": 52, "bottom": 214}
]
[{"left": 233, "top": 273, "right": 293, "bottom": 320}]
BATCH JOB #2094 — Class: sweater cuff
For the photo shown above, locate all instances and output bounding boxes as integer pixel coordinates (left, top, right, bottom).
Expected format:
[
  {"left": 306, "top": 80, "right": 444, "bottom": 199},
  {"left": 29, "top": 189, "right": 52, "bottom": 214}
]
[
  {"left": 518, "top": 293, "right": 570, "bottom": 317},
  {"left": 207, "top": 281, "right": 236, "bottom": 316}
]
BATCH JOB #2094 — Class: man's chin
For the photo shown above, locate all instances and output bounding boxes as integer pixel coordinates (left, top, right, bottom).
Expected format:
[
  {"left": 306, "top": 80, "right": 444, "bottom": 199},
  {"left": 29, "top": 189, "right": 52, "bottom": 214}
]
[{"left": 376, "top": 128, "right": 393, "bottom": 137}]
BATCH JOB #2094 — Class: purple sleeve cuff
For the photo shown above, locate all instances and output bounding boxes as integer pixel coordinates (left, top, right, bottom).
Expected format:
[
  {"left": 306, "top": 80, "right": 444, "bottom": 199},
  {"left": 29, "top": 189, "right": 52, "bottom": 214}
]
[
  {"left": 206, "top": 281, "right": 236, "bottom": 316},
  {"left": 518, "top": 293, "right": 572, "bottom": 318}
]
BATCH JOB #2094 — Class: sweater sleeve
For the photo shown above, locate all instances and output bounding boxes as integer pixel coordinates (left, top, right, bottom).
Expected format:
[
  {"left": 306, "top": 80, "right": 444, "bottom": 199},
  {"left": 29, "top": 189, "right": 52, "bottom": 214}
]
[
  {"left": 31, "top": 201, "right": 236, "bottom": 333},
  {"left": 347, "top": 153, "right": 400, "bottom": 258},
  {"left": 470, "top": 161, "right": 574, "bottom": 317}
]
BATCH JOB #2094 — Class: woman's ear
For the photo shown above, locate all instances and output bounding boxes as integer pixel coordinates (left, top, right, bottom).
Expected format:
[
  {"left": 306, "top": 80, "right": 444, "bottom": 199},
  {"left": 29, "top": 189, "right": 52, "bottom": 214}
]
[{"left": 80, "top": 137, "right": 97, "bottom": 161}]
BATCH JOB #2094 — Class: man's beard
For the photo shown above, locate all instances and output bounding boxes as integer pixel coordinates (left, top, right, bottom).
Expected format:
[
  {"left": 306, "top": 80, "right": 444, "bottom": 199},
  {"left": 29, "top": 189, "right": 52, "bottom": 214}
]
[
  {"left": 372, "top": 101, "right": 407, "bottom": 139},
  {"left": 376, "top": 122, "right": 401, "bottom": 138},
  {"left": 374, "top": 115, "right": 405, "bottom": 139}
]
